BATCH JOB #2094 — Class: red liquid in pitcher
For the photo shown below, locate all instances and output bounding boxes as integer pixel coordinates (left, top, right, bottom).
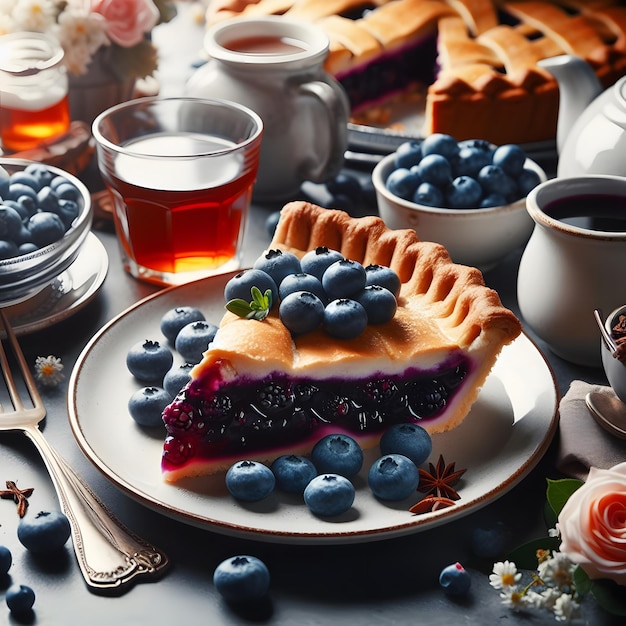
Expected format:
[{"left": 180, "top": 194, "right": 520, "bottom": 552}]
[
  {"left": 544, "top": 194, "right": 626, "bottom": 232},
  {"left": 0, "top": 94, "right": 70, "bottom": 151},
  {"left": 105, "top": 133, "right": 257, "bottom": 276},
  {"left": 224, "top": 35, "right": 308, "bottom": 54}
]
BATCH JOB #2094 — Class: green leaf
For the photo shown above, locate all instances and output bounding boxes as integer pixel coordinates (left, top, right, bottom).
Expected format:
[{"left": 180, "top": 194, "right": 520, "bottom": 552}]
[
  {"left": 573, "top": 566, "right": 592, "bottom": 596},
  {"left": 225, "top": 299, "right": 254, "bottom": 318},
  {"left": 506, "top": 536, "right": 561, "bottom": 570},
  {"left": 546, "top": 478, "right": 584, "bottom": 517},
  {"left": 590, "top": 578, "right": 626, "bottom": 616},
  {"left": 225, "top": 287, "right": 272, "bottom": 321}
]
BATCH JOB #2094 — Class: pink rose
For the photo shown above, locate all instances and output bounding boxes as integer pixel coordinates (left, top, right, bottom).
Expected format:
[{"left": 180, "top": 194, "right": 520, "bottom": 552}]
[
  {"left": 558, "top": 462, "right": 626, "bottom": 585},
  {"left": 93, "top": 0, "right": 159, "bottom": 47}
]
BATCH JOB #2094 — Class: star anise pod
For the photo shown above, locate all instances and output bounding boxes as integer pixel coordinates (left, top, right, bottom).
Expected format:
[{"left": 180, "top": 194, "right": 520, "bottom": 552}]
[
  {"left": 417, "top": 454, "right": 466, "bottom": 500},
  {"left": 409, "top": 495, "right": 456, "bottom": 515}
]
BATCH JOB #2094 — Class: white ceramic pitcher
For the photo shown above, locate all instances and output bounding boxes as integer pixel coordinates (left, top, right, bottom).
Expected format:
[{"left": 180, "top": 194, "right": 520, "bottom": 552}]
[{"left": 186, "top": 16, "right": 350, "bottom": 202}]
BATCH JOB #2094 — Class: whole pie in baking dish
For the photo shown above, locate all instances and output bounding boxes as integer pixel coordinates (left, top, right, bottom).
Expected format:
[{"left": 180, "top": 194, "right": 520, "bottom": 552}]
[
  {"left": 161, "top": 202, "right": 521, "bottom": 481},
  {"left": 205, "top": 0, "right": 626, "bottom": 145}
]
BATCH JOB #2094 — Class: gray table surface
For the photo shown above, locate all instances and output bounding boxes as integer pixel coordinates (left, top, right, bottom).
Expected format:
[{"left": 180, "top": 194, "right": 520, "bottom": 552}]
[{"left": 1, "top": 5, "right": 622, "bottom": 625}]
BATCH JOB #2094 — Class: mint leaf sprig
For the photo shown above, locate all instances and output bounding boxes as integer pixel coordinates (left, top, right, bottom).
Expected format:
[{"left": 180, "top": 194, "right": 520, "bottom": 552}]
[{"left": 225, "top": 287, "right": 273, "bottom": 321}]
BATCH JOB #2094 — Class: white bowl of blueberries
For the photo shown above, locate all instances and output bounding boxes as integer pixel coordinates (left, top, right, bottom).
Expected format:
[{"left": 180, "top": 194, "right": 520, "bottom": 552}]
[
  {"left": 372, "top": 134, "right": 547, "bottom": 271},
  {"left": 0, "top": 158, "right": 92, "bottom": 304}
]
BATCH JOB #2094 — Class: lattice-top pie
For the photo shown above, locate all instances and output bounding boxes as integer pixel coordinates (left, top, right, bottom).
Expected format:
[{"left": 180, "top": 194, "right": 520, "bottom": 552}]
[
  {"left": 206, "top": 0, "right": 626, "bottom": 145},
  {"left": 161, "top": 202, "right": 521, "bottom": 482}
]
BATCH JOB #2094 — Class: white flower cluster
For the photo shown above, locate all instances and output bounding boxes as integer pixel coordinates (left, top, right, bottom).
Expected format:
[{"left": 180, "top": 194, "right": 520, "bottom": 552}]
[
  {"left": 489, "top": 548, "right": 581, "bottom": 623},
  {"left": 34, "top": 354, "right": 64, "bottom": 386},
  {"left": 0, "top": 0, "right": 110, "bottom": 74}
]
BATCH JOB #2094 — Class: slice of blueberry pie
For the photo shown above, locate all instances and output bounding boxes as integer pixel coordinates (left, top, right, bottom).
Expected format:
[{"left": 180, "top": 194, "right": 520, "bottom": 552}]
[{"left": 161, "top": 202, "right": 521, "bottom": 481}]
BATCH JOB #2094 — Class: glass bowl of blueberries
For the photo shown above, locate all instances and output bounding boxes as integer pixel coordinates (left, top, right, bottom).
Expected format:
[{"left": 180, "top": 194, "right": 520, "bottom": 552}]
[
  {"left": 0, "top": 158, "right": 92, "bottom": 304},
  {"left": 372, "top": 134, "right": 547, "bottom": 272}
]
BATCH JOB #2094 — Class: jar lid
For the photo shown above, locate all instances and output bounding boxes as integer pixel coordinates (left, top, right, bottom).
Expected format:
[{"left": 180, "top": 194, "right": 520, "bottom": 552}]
[{"left": 0, "top": 32, "right": 64, "bottom": 76}]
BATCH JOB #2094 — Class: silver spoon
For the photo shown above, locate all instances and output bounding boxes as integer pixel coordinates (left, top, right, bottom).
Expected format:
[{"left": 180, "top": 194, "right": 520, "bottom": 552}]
[
  {"left": 586, "top": 391, "right": 626, "bottom": 440},
  {"left": 594, "top": 308, "right": 618, "bottom": 353}
]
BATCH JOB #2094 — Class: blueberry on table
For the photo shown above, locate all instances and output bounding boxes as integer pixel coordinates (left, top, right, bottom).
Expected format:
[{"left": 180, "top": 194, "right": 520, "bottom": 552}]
[
  {"left": 224, "top": 268, "right": 278, "bottom": 306},
  {"left": 253, "top": 248, "right": 301, "bottom": 286},
  {"left": 213, "top": 555, "right": 270, "bottom": 603},
  {"left": 128, "top": 386, "right": 171, "bottom": 427},
  {"left": 300, "top": 246, "right": 344, "bottom": 280},
  {"left": 355, "top": 285, "right": 397, "bottom": 325},
  {"left": 304, "top": 474, "right": 355, "bottom": 517},
  {"left": 175, "top": 320, "right": 218, "bottom": 364},
  {"left": 0, "top": 544, "right": 12, "bottom": 575},
  {"left": 6, "top": 584, "right": 36, "bottom": 614},
  {"left": 271, "top": 454, "right": 317, "bottom": 494},
  {"left": 368, "top": 454, "right": 419, "bottom": 501},
  {"left": 322, "top": 259, "right": 367, "bottom": 300},
  {"left": 323, "top": 298, "right": 368, "bottom": 340},
  {"left": 311, "top": 433, "right": 364, "bottom": 478},
  {"left": 17, "top": 510, "right": 71, "bottom": 553},
  {"left": 225, "top": 460, "right": 275, "bottom": 502},
  {"left": 126, "top": 339, "right": 173, "bottom": 382},
  {"left": 279, "top": 290, "right": 325, "bottom": 335},
  {"left": 379, "top": 423, "right": 432, "bottom": 466},
  {"left": 160, "top": 306, "right": 206, "bottom": 344},
  {"left": 325, "top": 173, "right": 362, "bottom": 201},
  {"left": 439, "top": 562, "right": 471, "bottom": 596}
]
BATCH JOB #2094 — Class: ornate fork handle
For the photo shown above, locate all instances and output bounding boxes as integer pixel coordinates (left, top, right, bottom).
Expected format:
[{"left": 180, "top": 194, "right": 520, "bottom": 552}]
[{"left": 24, "top": 424, "right": 169, "bottom": 594}]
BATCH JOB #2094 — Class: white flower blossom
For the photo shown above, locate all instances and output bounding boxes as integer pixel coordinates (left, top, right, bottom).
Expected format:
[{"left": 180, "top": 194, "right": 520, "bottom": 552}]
[
  {"left": 34, "top": 355, "right": 64, "bottom": 387},
  {"left": 548, "top": 523, "right": 561, "bottom": 538},
  {"left": 499, "top": 586, "right": 530, "bottom": 611},
  {"left": 489, "top": 560, "right": 522, "bottom": 590},
  {"left": 537, "top": 552, "right": 576, "bottom": 592},
  {"left": 553, "top": 593, "right": 580, "bottom": 623},
  {"left": 11, "top": 0, "right": 55, "bottom": 32}
]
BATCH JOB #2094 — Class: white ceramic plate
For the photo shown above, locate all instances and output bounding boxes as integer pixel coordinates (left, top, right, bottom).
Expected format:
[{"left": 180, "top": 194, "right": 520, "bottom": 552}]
[
  {"left": 7, "top": 233, "right": 108, "bottom": 336},
  {"left": 68, "top": 273, "right": 559, "bottom": 544}
]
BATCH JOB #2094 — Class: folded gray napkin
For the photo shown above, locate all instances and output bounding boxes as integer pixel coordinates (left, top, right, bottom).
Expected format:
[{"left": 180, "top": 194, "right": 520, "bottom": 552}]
[{"left": 557, "top": 380, "right": 626, "bottom": 480}]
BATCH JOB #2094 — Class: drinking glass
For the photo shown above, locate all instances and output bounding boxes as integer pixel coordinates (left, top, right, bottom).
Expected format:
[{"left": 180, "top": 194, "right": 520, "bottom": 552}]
[{"left": 92, "top": 96, "right": 263, "bottom": 286}]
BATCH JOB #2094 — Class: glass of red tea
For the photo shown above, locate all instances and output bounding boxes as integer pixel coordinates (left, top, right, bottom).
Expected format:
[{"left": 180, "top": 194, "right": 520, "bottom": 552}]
[
  {"left": 92, "top": 96, "right": 263, "bottom": 286},
  {"left": 0, "top": 32, "right": 70, "bottom": 152}
]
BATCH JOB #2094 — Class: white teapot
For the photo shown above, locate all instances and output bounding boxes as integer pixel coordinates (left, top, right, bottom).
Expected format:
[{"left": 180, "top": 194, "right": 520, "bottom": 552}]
[{"left": 539, "top": 55, "right": 626, "bottom": 178}]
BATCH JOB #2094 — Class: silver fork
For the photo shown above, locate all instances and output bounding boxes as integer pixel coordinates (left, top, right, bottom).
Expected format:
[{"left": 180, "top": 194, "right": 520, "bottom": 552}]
[{"left": 0, "top": 310, "right": 169, "bottom": 594}]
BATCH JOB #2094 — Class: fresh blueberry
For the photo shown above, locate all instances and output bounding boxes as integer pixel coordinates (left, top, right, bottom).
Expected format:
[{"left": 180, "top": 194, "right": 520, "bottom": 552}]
[
  {"left": 470, "top": 522, "right": 508, "bottom": 559},
  {"left": 17, "top": 510, "right": 71, "bottom": 553},
  {"left": 54, "top": 181, "right": 80, "bottom": 201},
  {"left": 323, "top": 298, "right": 368, "bottom": 339},
  {"left": 439, "top": 562, "right": 471, "bottom": 596},
  {"left": 16, "top": 224, "right": 34, "bottom": 244},
  {"left": 0, "top": 205, "right": 24, "bottom": 240},
  {"left": 446, "top": 176, "right": 483, "bottom": 208},
  {"left": 175, "top": 320, "right": 218, "bottom": 363},
  {"left": 479, "top": 193, "right": 508, "bottom": 208},
  {"left": 413, "top": 182, "right": 444, "bottom": 207},
  {"left": 36, "top": 185, "right": 59, "bottom": 212},
  {"left": 385, "top": 167, "right": 421, "bottom": 200},
  {"left": 517, "top": 167, "right": 542, "bottom": 197},
  {"left": 477, "top": 165, "right": 517, "bottom": 200},
  {"left": 368, "top": 454, "right": 419, "bottom": 501},
  {"left": 126, "top": 339, "right": 173, "bottom": 382},
  {"left": 454, "top": 144, "right": 492, "bottom": 177},
  {"left": 253, "top": 249, "right": 301, "bottom": 286},
  {"left": 421, "top": 133, "right": 459, "bottom": 160},
  {"left": 492, "top": 144, "right": 526, "bottom": 177},
  {"left": 225, "top": 460, "right": 275, "bottom": 502},
  {"left": 10, "top": 171, "right": 40, "bottom": 191},
  {"left": 322, "top": 259, "right": 366, "bottom": 300},
  {"left": 418, "top": 154, "right": 452, "bottom": 187},
  {"left": 279, "top": 272, "right": 326, "bottom": 302},
  {"left": 5, "top": 584, "right": 36, "bottom": 614},
  {"left": 326, "top": 173, "right": 362, "bottom": 201},
  {"left": 160, "top": 306, "right": 206, "bottom": 343},
  {"left": 18, "top": 242, "right": 38, "bottom": 255},
  {"left": 355, "top": 285, "right": 397, "bottom": 324},
  {"left": 6, "top": 182, "right": 37, "bottom": 202},
  {"left": 394, "top": 140, "right": 422, "bottom": 169},
  {"left": 311, "top": 433, "right": 363, "bottom": 478},
  {"left": 379, "top": 423, "right": 432, "bottom": 466},
  {"left": 25, "top": 162, "right": 54, "bottom": 187},
  {"left": 27, "top": 211, "right": 65, "bottom": 246},
  {"left": 213, "top": 555, "right": 270, "bottom": 603},
  {"left": 128, "top": 386, "right": 171, "bottom": 427},
  {"left": 364, "top": 264, "right": 401, "bottom": 297},
  {"left": 0, "top": 545, "right": 12, "bottom": 575},
  {"left": 224, "top": 268, "right": 278, "bottom": 307},
  {"left": 300, "top": 246, "right": 344, "bottom": 280},
  {"left": 163, "top": 362, "right": 194, "bottom": 398},
  {"left": 328, "top": 193, "right": 355, "bottom": 215},
  {"left": 279, "top": 291, "right": 325, "bottom": 335},
  {"left": 56, "top": 198, "right": 80, "bottom": 229},
  {"left": 270, "top": 454, "right": 317, "bottom": 494},
  {"left": 0, "top": 240, "right": 19, "bottom": 259},
  {"left": 304, "top": 474, "right": 355, "bottom": 517},
  {"left": 2, "top": 198, "right": 30, "bottom": 220},
  {"left": 264, "top": 210, "right": 281, "bottom": 237},
  {"left": 0, "top": 166, "right": 9, "bottom": 197}
]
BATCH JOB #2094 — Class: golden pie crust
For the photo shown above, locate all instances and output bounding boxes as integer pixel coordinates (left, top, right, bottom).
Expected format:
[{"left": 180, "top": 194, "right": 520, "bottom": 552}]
[
  {"left": 162, "top": 202, "right": 520, "bottom": 481},
  {"left": 206, "top": 0, "right": 626, "bottom": 145}
]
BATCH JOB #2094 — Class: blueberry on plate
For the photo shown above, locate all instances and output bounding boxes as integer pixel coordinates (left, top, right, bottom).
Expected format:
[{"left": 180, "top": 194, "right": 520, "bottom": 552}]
[
  {"left": 213, "top": 555, "right": 270, "bottom": 603},
  {"left": 6, "top": 584, "right": 36, "bottom": 614},
  {"left": 355, "top": 285, "right": 397, "bottom": 325},
  {"left": 126, "top": 339, "right": 173, "bottom": 382},
  {"left": 303, "top": 473, "right": 355, "bottom": 517},
  {"left": 325, "top": 173, "right": 362, "bottom": 201},
  {"left": 175, "top": 320, "right": 219, "bottom": 364},
  {"left": 279, "top": 290, "right": 324, "bottom": 335},
  {"left": 128, "top": 386, "right": 171, "bottom": 427},
  {"left": 300, "top": 246, "right": 344, "bottom": 281},
  {"left": 17, "top": 510, "right": 71, "bottom": 553},
  {"left": 323, "top": 298, "right": 368, "bottom": 340},
  {"left": 311, "top": 433, "right": 363, "bottom": 478},
  {"left": 0, "top": 544, "right": 12, "bottom": 575},
  {"left": 253, "top": 248, "right": 301, "bottom": 286},
  {"left": 163, "top": 362, "right": 194, "bottom": 398},
  {"left": 225, "top": 460, "right": 275, "bottom": 502},
  {"left": 270, "top": 454, "right": 317, "bottom": 494},
  {"left": 160, "top": 306, "right": 206, "bottom": 344},
  {"left": 379, "top": 423, "right": 432, "bottom": 466},
  {"left": 368, "top": 454, "right": 419, "bottom": 501},
  {"left": 439, "top": 562, "right": 471, "bottom": 596}
]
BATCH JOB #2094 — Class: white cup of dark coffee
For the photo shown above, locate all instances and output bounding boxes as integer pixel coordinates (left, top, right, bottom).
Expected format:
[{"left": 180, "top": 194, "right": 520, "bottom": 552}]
[{"left": 186, "top": 16, "right": 350, "bottom": 202}]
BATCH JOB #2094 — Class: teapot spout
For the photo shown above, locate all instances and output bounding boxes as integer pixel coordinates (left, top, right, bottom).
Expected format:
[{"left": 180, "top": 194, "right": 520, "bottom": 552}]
[{"left": 539, "top": 54, "right": 602, "bottom": 154}]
